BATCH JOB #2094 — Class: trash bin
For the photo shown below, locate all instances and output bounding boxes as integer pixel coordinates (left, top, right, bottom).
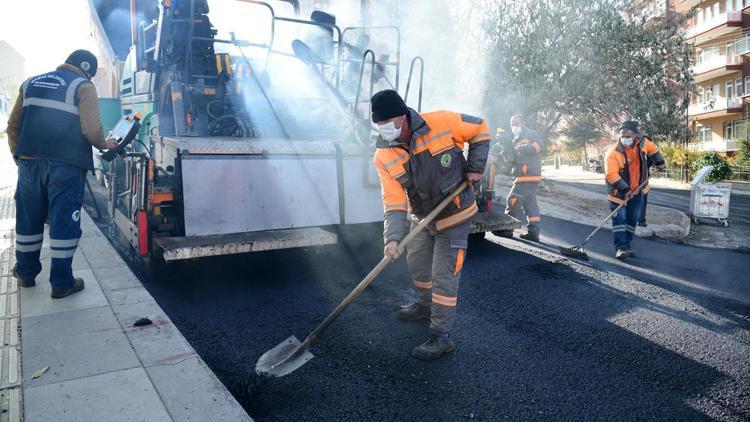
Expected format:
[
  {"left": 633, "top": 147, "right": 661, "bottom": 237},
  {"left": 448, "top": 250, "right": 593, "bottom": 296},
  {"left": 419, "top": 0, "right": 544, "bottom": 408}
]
[{"left": 689, "top": 165, "right": 731, "bottom": 227}]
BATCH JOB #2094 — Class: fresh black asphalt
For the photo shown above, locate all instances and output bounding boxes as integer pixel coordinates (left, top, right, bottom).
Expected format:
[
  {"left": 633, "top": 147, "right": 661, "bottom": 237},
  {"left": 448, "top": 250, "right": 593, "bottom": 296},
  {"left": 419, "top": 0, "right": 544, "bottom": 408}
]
[{"left": 85, "top": 180, "right": 750, "bottom": 421}]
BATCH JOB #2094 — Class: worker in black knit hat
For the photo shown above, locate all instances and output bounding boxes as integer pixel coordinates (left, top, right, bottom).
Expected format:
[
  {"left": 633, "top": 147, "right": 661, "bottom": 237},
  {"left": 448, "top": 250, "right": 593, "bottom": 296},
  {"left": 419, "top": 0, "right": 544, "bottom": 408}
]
[
  {"left": 371, "top": 89, "right": 491, "bottom": 360},
  {"left": 604, "top": 120, "right": 665, "bottom": 259}
]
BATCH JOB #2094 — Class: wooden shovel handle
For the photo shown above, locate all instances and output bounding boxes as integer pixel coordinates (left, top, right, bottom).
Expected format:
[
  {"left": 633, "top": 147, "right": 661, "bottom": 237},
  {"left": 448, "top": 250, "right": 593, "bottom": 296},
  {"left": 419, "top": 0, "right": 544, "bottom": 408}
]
[{"left": 300, "top": 181, "right": 470, "bottom": 349}]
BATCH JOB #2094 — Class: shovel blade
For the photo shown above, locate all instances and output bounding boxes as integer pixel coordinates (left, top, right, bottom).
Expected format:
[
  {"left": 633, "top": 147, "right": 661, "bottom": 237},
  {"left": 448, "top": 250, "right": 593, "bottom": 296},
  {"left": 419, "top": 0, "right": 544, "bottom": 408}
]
[{"left": 255, "top": 335, "right": 314, "bottom": 378}]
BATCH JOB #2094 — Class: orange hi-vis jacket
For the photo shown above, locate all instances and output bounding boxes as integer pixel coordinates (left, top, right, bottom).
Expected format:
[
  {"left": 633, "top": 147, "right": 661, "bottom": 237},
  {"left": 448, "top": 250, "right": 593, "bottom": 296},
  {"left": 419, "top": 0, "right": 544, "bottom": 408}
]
[
  {"left": 374, "top": 109, "right": 490, "bottom": 243},
  {"left": 604, "top": 135, "right": 664, "bottom": 204},
  {"left": 510, "top": 127, "right": 544, "bottom": 183}
]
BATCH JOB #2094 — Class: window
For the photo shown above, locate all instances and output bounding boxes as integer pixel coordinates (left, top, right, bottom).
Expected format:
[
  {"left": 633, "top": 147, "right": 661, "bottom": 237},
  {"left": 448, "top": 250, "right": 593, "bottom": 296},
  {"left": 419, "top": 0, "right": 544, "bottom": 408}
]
[
  {"left": 727, "top": 81, "right": 735, "bottom": 98},
  {"left": 699, "top": 125, "right": 713, "bottom": 142},
  {"left": 745, "top": 76, "right": 750, "bottom": 95},
  {"left": 736, "top": 120, "right": 749, "bottom": 139},
  {"left": 702, "top": 45, "right": 720, "bottom": 63},
  {"left": 726, "top": 40, "right": 735, "bottom": 56},
  {"left": 724, "top": 121, "right": 734, "bottom": 139},
  {"left": 736, "top": 33, "right": 748, "bottom": 54},
  {"left": 737, "top": 78, "right": 744, "bottom": 96}
]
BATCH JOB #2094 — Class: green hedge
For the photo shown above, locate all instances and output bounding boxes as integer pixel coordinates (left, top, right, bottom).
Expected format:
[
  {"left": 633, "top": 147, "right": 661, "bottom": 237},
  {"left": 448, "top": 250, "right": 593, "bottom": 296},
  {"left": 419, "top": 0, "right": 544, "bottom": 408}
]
[{"left": 691, "top": 152, "right": 732, "bottom": 182}]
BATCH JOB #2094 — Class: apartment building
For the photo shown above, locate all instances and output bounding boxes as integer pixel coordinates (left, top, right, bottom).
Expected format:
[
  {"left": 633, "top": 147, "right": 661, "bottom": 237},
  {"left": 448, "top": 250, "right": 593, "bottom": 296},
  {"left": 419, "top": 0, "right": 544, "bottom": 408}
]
[{"left": 680, "top": 0, "right": 750, "bottom": 156}]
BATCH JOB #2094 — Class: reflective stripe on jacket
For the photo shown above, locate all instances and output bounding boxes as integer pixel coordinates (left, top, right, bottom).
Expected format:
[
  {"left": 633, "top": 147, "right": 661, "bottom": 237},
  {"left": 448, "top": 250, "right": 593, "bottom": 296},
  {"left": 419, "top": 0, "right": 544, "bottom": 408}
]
[
  {"left": 604, "top": 135, "right": 664, "bottom": 204},
  {"left": 374, "top": 109, "right": 490, "bottom": 243},
  {"left": 510, "top": 127, "right": 544, "bottom": 182},
  {"left": 15, "top": 67, "right": 94, "bottom": 170}
]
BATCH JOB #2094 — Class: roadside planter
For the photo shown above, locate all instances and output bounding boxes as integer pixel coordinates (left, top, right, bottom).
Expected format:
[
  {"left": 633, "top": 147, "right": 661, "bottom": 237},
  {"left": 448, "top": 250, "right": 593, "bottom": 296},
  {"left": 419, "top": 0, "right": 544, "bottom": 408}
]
[{"left": 689, "top": 165, "right": 731, "bottom": 227}]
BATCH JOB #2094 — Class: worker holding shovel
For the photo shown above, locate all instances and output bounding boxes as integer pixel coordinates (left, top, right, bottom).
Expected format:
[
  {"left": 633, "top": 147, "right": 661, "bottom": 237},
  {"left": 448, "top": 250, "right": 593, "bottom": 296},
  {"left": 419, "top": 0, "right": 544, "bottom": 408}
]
[
  {"left": 371, "top": 90, "right": 490, "bottom": 360},
  {"left": 604, "top": 121, "right": 665, "bottom": 259}
]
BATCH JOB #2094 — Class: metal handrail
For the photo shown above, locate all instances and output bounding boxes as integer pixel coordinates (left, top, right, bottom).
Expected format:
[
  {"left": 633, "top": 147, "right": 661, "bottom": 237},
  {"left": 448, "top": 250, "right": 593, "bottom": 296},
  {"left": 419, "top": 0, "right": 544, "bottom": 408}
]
[
  {"left": 274, "top": 16, "right": 344, "bottom": 89},
  {"left": 341, "top": 26, "right": 401, "bottom": 90},
  {"left": 231, "top": 1, "right": 344, "bottom": 87},
  {"left": 403, "top": 56, "right": 424, "bottom": 112},
  {"left": 352, "top": 49, "right": 377, "bottom": 129}
]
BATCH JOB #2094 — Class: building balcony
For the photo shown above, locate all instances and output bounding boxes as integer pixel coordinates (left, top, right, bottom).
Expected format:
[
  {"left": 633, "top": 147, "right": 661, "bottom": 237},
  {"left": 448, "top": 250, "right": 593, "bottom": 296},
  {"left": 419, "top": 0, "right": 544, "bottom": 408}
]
[
  {"left": 692, "top": 55, "right": 743, "bottom": 82},
  {"left": 688, "top": 138, "right": 740, "bottom": 153},
  {"left": 688, "top": 97, "right": 743, "bottom": 118},
  {"left": 685, "top": 11, "right": 742, "bottom": 45}
]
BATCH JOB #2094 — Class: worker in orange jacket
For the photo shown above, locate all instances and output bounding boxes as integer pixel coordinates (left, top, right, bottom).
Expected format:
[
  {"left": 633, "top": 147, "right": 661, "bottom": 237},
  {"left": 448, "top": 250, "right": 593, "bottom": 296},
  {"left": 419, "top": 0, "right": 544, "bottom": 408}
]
[
  {"left": 371, "top": 90, "right": 490, "bottom": 360},
  {"left": 604, "top": 121, "right": 665, "bottom": 259},
  {"left": 504, "top": 115, "right": 544, "bottom": 242}
]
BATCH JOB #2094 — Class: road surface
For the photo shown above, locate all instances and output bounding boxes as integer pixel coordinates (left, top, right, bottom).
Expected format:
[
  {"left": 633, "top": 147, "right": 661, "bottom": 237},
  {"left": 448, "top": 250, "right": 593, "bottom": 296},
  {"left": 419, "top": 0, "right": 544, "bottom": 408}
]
[{"left": 83, "top": 177, "right": 750, "bottom": 421}]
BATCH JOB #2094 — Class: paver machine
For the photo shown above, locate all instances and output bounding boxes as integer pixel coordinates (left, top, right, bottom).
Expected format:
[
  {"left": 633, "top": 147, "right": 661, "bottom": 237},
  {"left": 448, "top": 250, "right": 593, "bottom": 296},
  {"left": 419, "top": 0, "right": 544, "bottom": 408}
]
[{"left": 99, "top": 0, "right": 519, "bottom": 264}]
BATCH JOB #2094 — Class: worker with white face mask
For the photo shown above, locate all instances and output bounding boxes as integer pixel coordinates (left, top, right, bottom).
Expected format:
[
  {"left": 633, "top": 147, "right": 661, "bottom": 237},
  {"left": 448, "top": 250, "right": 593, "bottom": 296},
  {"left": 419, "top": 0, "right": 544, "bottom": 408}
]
[
  {"left": 604, "top": 120, "right": 665, "bottom": 259},
  {"left": 504, "top": 114, "right": 544, "bottom": 242},
  {"left": 371, "top": 89, "right": 490, "bottom": 361}
]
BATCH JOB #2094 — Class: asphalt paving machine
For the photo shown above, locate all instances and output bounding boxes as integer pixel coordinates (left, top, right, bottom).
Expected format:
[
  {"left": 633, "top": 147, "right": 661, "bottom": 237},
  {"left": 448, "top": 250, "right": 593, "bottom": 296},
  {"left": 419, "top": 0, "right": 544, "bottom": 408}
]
[{"left": 99, "top": 0, "right": 519, "bottom": 263}]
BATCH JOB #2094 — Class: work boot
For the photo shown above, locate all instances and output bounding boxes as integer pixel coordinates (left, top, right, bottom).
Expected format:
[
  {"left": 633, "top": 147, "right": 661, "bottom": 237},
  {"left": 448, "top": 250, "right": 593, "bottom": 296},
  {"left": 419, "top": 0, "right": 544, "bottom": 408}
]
[
  {"left": 51, "top": 278, "right": 85, "bottom": 299},
  {"left": 397, "top": 303, "right": 430, "bottom": 321},
  {"left": 412, "top": 334, "right": 454, "bottom": 361},
  {"left": 520, "top": 232, "right": 540, "bottom": 242},
  {"left": 638, "top": 221, "right": 648, "bottom": 227},
  {"left": 615, "top": 249, "right": 634, "bottom": 260},
  {"left": 12, "top": 265, "right": 36, "bottom": 288}
]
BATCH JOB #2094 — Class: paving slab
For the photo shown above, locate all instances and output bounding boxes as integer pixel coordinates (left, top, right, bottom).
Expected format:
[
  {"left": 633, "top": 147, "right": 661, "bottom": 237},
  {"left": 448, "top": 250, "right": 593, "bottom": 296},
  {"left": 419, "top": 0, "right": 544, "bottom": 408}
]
[
  {"left": 24, "top": 367, "right": 172, "bottom": 422},
  {"left": 19, "top": 268, "right": 108, "bottom": 318},
  {"left": 112, "top": 299, "right": 197, "bottom": 367},
  {"left": 146, "top": 356, "right": 250, "bottom": 421},
  {"left": 92, "top": 264, "right": 143, "bottom": 293},
  {"left": 0, "top": 144, "right": 251, "bottom": 421},
  {"left": 21, "top": 306, "right": 140, "bottom": 388}
]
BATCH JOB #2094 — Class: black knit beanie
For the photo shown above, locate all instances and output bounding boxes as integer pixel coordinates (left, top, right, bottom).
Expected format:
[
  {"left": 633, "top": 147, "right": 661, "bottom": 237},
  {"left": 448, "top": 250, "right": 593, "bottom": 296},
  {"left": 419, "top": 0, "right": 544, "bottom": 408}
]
[
  {"left": 619, "top": 120, "right": 639, "bottom": 133},
  {"left": 371, "top": 90, "right": 408, "bottom": 122}
]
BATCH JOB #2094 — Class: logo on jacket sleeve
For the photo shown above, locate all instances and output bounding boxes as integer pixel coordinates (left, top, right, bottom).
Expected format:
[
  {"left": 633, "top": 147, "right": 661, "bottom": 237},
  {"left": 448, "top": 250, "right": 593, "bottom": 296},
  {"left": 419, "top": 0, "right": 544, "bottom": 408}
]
[{"left": 440, "top": 153, "right": 452, "bottom": 168}]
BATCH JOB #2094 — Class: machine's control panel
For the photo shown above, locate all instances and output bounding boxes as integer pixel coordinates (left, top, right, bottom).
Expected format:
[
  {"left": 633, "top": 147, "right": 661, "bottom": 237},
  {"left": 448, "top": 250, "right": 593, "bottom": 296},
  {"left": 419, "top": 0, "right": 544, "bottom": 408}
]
[{"left": 101, "top": 113, "right": 142, "bottom": 162}]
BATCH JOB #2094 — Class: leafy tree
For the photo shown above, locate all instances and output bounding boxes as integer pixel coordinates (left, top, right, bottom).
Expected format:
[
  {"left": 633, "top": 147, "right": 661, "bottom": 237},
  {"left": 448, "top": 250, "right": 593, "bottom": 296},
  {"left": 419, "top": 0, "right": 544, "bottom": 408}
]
[
  {"left": 738, "top": 135, "right": 750, "bottom": 165},
  {"left": 561, "top": 114, "right": 602, "bottom": 163},
  {"left": 692, "top": 152, "right": 732, "bottom": 182},
  {"left": 479, "top": 0, "right": 692, "bottom": 141}
]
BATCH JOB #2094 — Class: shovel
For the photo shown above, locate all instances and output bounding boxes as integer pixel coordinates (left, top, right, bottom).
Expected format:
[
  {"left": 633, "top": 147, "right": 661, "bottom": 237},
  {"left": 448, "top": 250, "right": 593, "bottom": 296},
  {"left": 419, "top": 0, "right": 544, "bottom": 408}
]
[
  {"left": 256, "top": 181, "right": 470, "bottom": 378},
  {"left": 559, "top": 179, "right": 649, "bottom": 260}
]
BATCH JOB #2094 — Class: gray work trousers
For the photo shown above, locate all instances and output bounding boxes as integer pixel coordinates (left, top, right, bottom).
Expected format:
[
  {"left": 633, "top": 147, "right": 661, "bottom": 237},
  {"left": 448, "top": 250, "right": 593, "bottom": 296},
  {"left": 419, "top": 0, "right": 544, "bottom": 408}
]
[
  {"left": 505, "top": 181, "right": 541, "bottom": 234},
  {"left": 406, "top": 220, "right": 470, "bottom": 335}
]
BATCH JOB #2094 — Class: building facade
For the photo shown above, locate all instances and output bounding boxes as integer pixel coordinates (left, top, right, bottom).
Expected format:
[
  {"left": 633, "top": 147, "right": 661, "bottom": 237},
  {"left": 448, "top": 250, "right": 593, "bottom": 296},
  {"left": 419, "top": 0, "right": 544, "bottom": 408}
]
[{"left": 680, "top": 0, "right": 750, "bottom": 156}]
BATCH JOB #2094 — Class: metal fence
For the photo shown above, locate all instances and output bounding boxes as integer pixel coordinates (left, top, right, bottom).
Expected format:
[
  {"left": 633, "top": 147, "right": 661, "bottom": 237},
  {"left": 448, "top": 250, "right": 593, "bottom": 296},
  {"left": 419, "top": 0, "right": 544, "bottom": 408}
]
[
  {"left": 650, "top": 165, "right": 688, "bottom": 182},
  {"left": 729, "top": 165, "right": 750, "bottom": 182}
]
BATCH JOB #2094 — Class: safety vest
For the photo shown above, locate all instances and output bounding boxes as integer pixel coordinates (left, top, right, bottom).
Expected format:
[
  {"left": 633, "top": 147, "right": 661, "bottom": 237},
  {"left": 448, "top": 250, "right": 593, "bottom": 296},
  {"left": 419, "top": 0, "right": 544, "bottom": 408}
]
[
  {"left": 510, "top": 128, "right": 544, "bottom": 182},
  {"left": 16, "top": 70, "right": 93, "bottom": 170},
  {"left": 374, "top": 110, "right": 490, "bottom": 232},
  {"left": 605, "top": 136, "right": 653, "bottom": 204}
]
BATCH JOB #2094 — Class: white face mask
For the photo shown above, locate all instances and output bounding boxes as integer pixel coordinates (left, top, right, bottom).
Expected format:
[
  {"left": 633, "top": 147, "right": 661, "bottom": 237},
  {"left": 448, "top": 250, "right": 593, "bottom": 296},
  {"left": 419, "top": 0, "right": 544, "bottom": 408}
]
[
  {"left": 511, "top": 126, "right": 522, "bottom": 137},
  {"left": 620, "top": 137, "right": 634, "bottom": 147},
  {"left": 377, "top": 119, "right": 402, "bottom": 141}
]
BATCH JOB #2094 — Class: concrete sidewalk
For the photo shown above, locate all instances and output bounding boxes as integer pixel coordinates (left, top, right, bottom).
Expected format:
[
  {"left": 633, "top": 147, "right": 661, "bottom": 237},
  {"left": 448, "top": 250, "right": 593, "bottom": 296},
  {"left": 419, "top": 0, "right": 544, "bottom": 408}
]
[{"left": 0, "top": 155, "right": 250, "bottom": 420}]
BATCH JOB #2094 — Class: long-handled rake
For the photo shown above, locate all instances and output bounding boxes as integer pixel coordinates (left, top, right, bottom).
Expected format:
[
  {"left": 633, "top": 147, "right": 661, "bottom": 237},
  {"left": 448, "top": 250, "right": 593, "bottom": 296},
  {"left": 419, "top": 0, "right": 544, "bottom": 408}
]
[{"left": 559, "top": 179, "right": 649, "bottom": 260}]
